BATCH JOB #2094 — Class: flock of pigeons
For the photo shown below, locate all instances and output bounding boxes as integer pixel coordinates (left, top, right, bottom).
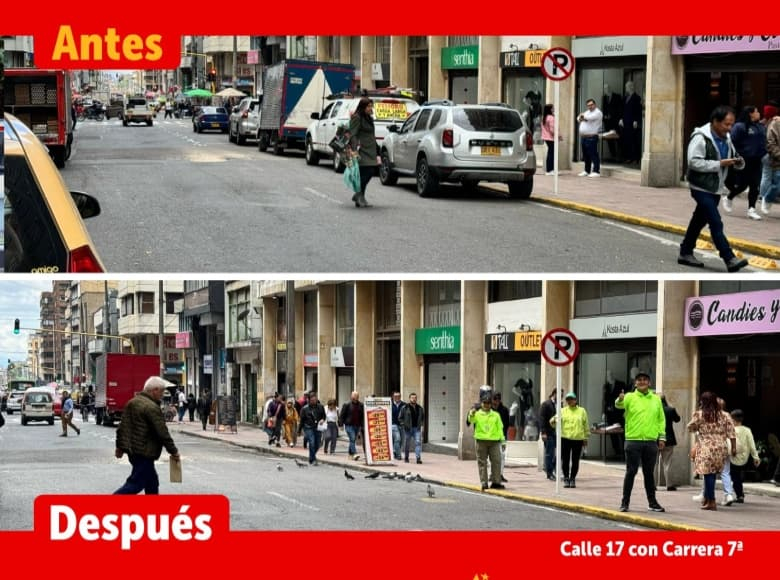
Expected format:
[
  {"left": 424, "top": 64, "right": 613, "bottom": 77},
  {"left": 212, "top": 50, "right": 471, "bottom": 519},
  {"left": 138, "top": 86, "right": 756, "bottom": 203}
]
[{"left": 275, "top": 458, "right": 436, "bottom": 498}]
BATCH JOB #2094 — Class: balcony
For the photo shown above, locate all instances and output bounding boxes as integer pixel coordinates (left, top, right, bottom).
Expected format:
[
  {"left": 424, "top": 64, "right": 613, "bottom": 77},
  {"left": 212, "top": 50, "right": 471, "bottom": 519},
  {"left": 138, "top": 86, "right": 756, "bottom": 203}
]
[{"left": 88, "top": 339, "right": 106, "bottom": 355}]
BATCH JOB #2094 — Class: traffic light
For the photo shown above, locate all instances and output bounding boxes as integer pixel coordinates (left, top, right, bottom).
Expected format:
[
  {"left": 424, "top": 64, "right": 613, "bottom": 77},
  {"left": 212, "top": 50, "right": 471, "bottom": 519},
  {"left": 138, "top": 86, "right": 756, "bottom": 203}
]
[{"left": 13, "top": 319, "right": 20, "bottom": 334}]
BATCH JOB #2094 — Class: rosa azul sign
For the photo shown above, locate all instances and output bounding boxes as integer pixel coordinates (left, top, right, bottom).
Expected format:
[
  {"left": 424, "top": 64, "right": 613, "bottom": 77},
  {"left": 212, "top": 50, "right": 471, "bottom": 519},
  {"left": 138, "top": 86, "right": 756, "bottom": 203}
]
[
  {"left": 671, "top": 35, "right": 780, "bottom": 55},
  {"left": 415, "top": 326, "right": 460, "bottom": 354},
  {"left": 684, "top": 289, "right": 780, "bottom": 337}
]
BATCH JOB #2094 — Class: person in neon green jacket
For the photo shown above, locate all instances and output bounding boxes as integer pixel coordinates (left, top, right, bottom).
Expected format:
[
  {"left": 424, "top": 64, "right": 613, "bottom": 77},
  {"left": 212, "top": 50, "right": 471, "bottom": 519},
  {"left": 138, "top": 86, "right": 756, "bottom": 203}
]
[
  {"left": 468, "top": 386, "right": 506, "bottom": 491},
  {"left": 550, "top": 392, "right": 589, "bottom": 488},
  {"left": 614, "top": 371, "right": 666, "bottom": 513}
]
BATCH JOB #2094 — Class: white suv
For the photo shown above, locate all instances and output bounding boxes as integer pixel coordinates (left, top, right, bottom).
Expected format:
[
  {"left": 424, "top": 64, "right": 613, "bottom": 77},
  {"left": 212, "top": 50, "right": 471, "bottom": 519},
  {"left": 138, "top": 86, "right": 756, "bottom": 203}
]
[
  {"left": 228, "top": 97, "right": 261, "bottom": 145},
  {"left": 21, "top": 387, "right": 55, "bottom": 425},
  {"left": 379, "top": 101, "right": 536, "bottom": 198},
  {"left": 305, "top": 93, "right": 419, "bottom": 172}
]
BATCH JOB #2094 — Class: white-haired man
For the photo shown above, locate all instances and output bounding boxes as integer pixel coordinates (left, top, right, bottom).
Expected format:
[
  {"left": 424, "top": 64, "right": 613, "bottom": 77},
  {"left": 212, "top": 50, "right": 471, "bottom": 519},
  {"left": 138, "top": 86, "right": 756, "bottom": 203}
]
[{"left": 114, "top": 376, "right": 180, "bottom": 494}]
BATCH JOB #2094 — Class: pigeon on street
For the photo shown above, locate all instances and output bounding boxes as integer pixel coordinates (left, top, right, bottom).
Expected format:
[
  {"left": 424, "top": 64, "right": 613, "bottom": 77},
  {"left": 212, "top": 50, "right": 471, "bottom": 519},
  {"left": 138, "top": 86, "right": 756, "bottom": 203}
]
[
  {"left": 381, "top": 472, "right": 397, "bottom": 480},
  {"left": 365, "top": 472, "right": 380, "bottom": 479},
  {"left": 427, "top": 484, "right": 435, "bottom": 498},
  {"left": 404, "top": 473, "right": 414, "bottom": 482},
  {"left": 344, "top": 469, "right": 355, "bottom": 480},
  {"left": 294, "top": 459, "right": 307, "bottom": 468},
  {"left": 276, "top": 464, "right": 283, "bottom": 472},
  {"left": 415, "top": 474, "right": 425, "bottom": 482}
]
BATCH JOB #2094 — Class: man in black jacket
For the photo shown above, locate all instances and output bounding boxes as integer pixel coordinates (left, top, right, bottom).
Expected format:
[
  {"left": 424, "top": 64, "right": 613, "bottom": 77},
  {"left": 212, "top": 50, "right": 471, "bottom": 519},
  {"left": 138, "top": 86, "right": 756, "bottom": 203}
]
[
  {"left": 298, "top": 392, "right": 326, "bottom": 465},
  {"left": 539, "top": 389, "right": 559, "bottom": 481},
  {"left": 657, "top": 394, "right": 681, "bottom": 491},
  {"left": 492, "top": 393, "right": 510, "bottom": 482},
  {"left": 339, "top": 391, "right": 364, "bottom": 460}
]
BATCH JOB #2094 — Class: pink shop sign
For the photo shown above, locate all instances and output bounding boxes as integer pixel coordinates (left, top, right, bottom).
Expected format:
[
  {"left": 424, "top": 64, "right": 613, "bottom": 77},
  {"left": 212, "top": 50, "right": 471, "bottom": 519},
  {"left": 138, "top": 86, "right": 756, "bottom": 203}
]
[
  {"left": 684, "top": 289, "right": 780, "bottom": 337},
  {"left": 672, "top": 36, "right": 780, "bottom": 55}
]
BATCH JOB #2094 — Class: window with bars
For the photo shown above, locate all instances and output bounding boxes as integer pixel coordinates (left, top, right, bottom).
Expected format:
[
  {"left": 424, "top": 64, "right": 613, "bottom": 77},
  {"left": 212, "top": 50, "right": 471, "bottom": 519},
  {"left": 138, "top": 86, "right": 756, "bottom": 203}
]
[
  {"left": 448, "top": 36, "right": 478, "bottom": 47},
  {"left": 375, "top": 36, "right": 391, "bottom": 64},
  {"left": 228, "top": 287, "right": 250, "bottom": 343},
  {"left": 376, "top": 281, "right": 401, "bottom": 332},
  {"left": 424, "top": 281, "right": 461, "bottom": 328}
]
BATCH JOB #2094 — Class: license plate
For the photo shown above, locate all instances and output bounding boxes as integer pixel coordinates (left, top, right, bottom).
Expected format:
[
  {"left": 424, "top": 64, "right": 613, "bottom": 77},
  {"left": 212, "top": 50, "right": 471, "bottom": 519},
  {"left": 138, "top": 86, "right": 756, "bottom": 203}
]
[
  {"left": 211, "top": 123, "right": 220, "bottom": 128},
  {"left": 481, "top": 146, "right": 501, "bottom": 156}
]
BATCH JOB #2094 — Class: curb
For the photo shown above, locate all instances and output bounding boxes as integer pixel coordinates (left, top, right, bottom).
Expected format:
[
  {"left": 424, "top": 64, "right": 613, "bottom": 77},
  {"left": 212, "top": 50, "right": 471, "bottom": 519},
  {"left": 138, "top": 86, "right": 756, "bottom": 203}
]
[{"left": 176, "top": 428, "right": 706, "bottom": 531}]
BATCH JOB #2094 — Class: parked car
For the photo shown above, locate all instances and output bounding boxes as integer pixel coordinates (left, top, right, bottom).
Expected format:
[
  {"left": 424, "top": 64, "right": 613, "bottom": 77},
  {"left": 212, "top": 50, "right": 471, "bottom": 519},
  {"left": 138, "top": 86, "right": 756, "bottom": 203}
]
[
  {"left": 228, "top": 97, "right": 261, "bottom": 145},
  {"left": 21, "top": 387, "right": 55, "bottom": 426},
  {"left": 379, "top": 101, "right": 536, "bottom": 198},
  {"left": 193, "top": 106, "right": 229, "bottom": 133},
  {"left": 305, "top": 92, "right": 420, "bottom": 172},
  {"left": 3, "top": 113, "right": 105, "bottom": 273}
]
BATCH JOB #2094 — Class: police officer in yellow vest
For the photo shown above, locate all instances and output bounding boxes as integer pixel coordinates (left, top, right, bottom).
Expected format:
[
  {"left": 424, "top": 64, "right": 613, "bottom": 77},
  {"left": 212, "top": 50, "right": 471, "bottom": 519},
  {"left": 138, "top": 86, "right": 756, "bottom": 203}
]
[{"left": 468, "top": 385, "right": 506, "bottom": 491}]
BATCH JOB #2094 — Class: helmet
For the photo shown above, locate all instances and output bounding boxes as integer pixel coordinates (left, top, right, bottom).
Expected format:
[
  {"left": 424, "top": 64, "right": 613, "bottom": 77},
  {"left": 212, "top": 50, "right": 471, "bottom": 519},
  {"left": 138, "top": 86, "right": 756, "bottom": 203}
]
[{"left": 479, "top": 385, "right": 493, "bottom": 403}]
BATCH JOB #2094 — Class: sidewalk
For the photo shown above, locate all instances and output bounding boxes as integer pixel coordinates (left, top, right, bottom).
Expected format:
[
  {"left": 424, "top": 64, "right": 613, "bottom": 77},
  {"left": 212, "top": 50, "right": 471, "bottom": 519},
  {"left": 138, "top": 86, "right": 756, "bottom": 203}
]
[
  {"left": 488, "top": 166, "right": 780, "bottom": 269},
  {"left": 170, "top": 420, "right": 780, "bottom": 531}
]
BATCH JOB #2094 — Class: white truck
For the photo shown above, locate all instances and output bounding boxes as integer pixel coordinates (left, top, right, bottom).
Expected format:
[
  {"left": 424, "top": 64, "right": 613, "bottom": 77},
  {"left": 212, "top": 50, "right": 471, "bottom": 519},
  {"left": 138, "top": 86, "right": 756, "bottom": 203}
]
[{"left": 123, "top": 96, "right": 154, "bottom": 126}]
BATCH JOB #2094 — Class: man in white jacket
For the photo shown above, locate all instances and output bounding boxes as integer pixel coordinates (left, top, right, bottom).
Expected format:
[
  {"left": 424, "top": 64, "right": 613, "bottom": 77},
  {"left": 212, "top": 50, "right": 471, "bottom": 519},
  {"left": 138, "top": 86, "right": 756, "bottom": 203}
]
[{"left": 679, "top": 105, "right": 748, "bottom": 273}]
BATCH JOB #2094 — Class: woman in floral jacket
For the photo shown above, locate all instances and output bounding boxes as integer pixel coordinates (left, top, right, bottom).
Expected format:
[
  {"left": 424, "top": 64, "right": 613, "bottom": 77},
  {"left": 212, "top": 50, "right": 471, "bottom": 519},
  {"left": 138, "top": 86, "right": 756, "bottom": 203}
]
[{"left": 688, "top": 391, "right": 736, "bottom": 511}]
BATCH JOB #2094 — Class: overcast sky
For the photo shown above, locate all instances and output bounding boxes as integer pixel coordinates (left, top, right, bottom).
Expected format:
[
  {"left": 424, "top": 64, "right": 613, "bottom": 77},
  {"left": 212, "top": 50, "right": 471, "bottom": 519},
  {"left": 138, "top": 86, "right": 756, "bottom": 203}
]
[{"left": 0, "top": 281, "right": 57, "bottom": 368}]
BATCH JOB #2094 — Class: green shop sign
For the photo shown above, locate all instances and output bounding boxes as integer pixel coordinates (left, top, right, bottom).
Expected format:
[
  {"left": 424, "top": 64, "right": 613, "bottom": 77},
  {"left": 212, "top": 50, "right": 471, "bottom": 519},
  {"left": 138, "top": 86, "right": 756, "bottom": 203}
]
[
  {"left": 441, "top": 45, "right": 479, "bottom": 70},
  {"left": 415, "top": 326, "right": 461, "bottom": 354}
]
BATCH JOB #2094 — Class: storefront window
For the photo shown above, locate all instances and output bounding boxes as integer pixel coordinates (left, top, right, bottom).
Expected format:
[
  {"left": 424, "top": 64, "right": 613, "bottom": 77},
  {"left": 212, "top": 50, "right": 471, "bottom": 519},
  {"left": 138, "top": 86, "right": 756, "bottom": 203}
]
[
  {"left": 502, "top": 73, "right": 544, "bottom": 141},
  {"left": 575, "top": 281, "right": 657, "bottom": 317},
  {"left": 424, "top": 281, "right": 461, "bottom": 327},
  {"left": 491, "top": 358, "right": 541, "bottom": 441}
]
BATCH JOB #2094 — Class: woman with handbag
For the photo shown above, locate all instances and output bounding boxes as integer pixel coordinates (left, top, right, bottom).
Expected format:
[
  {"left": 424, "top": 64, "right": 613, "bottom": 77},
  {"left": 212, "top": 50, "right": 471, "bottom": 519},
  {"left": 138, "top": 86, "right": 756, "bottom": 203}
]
[{"left": 348, "top": 97, "right": 381, "bottom": 208}]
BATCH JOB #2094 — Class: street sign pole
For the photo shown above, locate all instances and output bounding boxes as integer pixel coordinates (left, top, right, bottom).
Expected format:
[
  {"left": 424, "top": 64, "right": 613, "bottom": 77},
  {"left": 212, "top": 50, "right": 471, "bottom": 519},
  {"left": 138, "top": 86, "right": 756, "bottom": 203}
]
[
  {"left": 556, "top": 364, "right": 562, "bottom": 494},
  {"left": 553, "top": 80, "right": 560, "bottom": 195}
]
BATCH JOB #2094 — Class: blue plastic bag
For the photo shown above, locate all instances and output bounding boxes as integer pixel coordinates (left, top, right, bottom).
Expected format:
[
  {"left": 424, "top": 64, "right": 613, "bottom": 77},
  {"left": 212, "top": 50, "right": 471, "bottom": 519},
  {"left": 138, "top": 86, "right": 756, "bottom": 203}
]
[{"left": 343, "top": 159, "right": 361, "bottom": 194}]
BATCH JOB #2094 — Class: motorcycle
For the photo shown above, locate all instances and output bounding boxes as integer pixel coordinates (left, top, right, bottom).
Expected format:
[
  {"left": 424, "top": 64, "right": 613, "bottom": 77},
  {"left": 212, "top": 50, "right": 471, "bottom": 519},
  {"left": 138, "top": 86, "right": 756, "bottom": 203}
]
[{"left": 78, "top": 102, "right": 106, "bottom": 121}]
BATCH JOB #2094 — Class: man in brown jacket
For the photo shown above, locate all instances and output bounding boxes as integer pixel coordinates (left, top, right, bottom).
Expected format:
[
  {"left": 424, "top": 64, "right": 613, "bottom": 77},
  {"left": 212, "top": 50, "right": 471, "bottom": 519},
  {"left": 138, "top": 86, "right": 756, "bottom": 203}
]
[{"left": 114, "top": 376, "right": 180, "bottom": 494}]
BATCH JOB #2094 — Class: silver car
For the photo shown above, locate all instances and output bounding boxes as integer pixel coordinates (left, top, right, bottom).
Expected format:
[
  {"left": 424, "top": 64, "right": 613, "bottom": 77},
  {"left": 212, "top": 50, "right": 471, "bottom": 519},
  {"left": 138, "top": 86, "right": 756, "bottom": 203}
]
[
  {"left": 228, "top": 97, "right": 261, "bottom": 145},
  {"left": 379, "top": 101, "right": 536, "bottom": 198}
]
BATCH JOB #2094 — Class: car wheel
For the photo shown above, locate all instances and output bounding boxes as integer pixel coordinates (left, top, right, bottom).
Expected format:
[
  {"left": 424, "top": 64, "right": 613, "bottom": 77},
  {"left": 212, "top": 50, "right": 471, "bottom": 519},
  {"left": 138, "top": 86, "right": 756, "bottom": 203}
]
[
  {"left": 305, "top": 138, "right": 319, "bottom": 165},
  {"left": 22, "top": 417, "right": 28, "bottom": 426},
  {"left": 416, "top": 156, "right": 438, "bottom": 197},
  {"left": 333, "top": 151, "right": 345, "bottom": 173},
  {"left": 379, "top": 151, "right": 398, "bottom": 185},
  {"left": 48, "top": 418, "right": 54, "bottom": 426},
  {"left": 228, "top": 125, "right": 236, "bottom": 143},
  {"left": 271, "top": 136, "right": 283, "bottom": 155},
  {"left": 508, "top": 179, "right": 533, "bottom": 199},
  {"left": 122, "top": 120, "right": 128, "bottom": 127},
  {"left": 147, "top": 119, "right": 153, "bottom": 127},
  {"left": 258, "top": 132, "right": 269, "bottom": 152}
]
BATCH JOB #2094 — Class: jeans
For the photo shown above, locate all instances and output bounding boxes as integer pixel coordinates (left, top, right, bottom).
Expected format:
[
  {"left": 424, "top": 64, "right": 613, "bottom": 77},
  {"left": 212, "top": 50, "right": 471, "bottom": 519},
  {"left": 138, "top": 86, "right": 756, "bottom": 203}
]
[
  {"left": 731, "top": 462, "right": 745, "bottom": 499},
  {"left": 760, "top": 162, "right": 780, "bottom": 204},
  {"left": 114, "top": 455, "right": 159, "bottom": 495},
  {"left": 392, "top": 425, "right": 403, "bottom": 459},
  {"left": 703, "top": 472, "right": 717, "bottom": 501},
  {"left": 720, "top": 456, "right": 734, "bottom": 496},
  {"left": 680, "top": 189, "right": 735, "bottom": 261},
  {"left": 303, "top": 428, "right": 322, "bottom": 464},
  {"left": 345, "top": 425, "right": 361, "bottom": 455},
  {"left": 544, "top": 140, "right": 554, "bottom": 172},
  {"left": 403, "top": 427, "right": 422, "bottom": 461},
  {"left": 177, "top": 406, "right": 186, "bottom": 422},
  {"left": 622, "top": 440, "right": 659, "bottom": 506},
  {"left": 543, "top": 434, "right": 556, "bottom": 477},
  {"left": 323, "top": 422, "right": 338, "bottom": 453},
  {"left": 726, "top": 155, "right": 762, "bottom": 208},
  {"left": 561, "top": 438, "right": 584, "bottom": 480},
  {"left": 581, "top": 136, "right": 600, "bottom": 174}
]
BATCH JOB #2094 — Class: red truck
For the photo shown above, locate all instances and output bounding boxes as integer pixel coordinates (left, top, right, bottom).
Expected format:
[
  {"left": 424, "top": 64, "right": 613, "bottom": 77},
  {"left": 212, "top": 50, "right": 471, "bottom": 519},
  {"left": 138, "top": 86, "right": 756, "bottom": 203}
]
[
  {"left": 5, "top": 68, "right": 74, "bottom": 168},
  {"left": 94, "top": 353, "right": 161, "bottom": 426}
]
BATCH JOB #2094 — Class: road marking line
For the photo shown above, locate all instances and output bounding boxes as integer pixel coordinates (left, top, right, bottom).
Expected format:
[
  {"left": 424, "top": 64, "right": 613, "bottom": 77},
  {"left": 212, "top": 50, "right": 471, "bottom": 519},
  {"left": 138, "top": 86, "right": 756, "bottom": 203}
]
[
  {"left": 304, "top": 187, "right": 343, "bottom": 205},
  {"left": 266, "top": 491, "right": 320, "bottom": 511}
]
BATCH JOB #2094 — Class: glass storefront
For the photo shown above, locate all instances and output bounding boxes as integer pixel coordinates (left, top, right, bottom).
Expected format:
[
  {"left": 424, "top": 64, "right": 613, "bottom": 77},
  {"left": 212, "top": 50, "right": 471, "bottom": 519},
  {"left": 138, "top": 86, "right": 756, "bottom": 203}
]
[{"left": 491, "top": 355, "right": 541, "bottom": 441}]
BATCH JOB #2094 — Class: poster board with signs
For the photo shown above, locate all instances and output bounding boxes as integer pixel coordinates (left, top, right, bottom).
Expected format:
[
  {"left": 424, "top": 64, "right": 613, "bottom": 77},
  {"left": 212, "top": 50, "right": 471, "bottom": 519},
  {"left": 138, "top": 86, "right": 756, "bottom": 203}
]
[
  {"left": 216, "top": 395, "right": 238, "bottom": 433},
  {"left": 363, "top": 397, "right": 393, "bottom": 465}
]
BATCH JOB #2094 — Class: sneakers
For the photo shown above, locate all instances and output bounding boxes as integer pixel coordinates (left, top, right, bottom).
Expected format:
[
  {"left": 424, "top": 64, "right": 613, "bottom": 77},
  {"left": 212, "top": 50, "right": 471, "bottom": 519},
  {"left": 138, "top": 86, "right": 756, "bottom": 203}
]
[
  {"left": 500, "top": 475, "right": 508, "bottom": 482},
  {"left": 771, "top": 480, "right": 780, "bottom": 487},
  {"left": 725, "top": 256, "right": 749, "bottom": 272},
  {"left": 563, "top": 478, "right": 571, "bottom": 488},
  {"left": 490, "top": 483, "right": 506, "bottom": 490},
  {"left": 648, "top": 502, "right": 666, "bottom": 512},
  {"left": 481, "top": 482, "right": 489, "bottom": 491},
  {"left": 735, "top": 496, "right": 744, "bottom": 503},
  {"left": 619, "top": 503, "right": 629, "bottom": 512},
  {"left": 678, "top": 254, "right": 705, "bottom": 268},
  {"left": 588, "top": 172, "right": 601, "bottom": 178},
  {"left": 416, "top": 458, "right": 423, "bottom": 464},
  {"left": 545, "top": 171, "right": 555, "bottom": 176},
  {"left": 577, "top": 171, "right": 589, "bottom": 177},
  {"left": 722, "top": 494, "right": 735, "bottom": 506},
  {"left": 722, "top": 195, "right": 733, "bottom": 212},
  {"left": 761, "top": 198, "right": 772, "bottom": 215},
  {"left": 692, "top": 493, "right": 704, "bottom": 502},
  {"left": 747, "top": 207, "right": 762, "bottom": 220},
  {"left": 546, "top": 474, "right": 556, "bottom": 481},
  {"left": 666, "top": 486, "right": 677, "bottom": 491},
  {"left": 353, "top": 454, "right": 361, "bottom": 461}
]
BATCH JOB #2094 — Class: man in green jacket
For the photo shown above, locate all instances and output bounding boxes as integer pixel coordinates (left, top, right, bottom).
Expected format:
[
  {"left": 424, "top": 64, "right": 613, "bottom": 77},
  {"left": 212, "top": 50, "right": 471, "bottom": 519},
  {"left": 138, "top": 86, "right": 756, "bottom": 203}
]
[
  {"left": 615, "top": 372, "right": 666, "bottom": 513},
  {"left": 114, "top": 376, "right": 180, "bottom": 494},
  {"left": 467, "top": 385, "right": 506, "bottom": 491}
]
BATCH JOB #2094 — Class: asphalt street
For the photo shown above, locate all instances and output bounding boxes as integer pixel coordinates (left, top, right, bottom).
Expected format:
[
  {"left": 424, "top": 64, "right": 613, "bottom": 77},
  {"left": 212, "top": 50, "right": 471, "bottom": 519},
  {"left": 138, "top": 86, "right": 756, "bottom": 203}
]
[
  {"left": 0, "top": 412, "right": 639, "bottom": 531},
  {"left": 58, "top": 117, "right": 750, "bottom": 273}
]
